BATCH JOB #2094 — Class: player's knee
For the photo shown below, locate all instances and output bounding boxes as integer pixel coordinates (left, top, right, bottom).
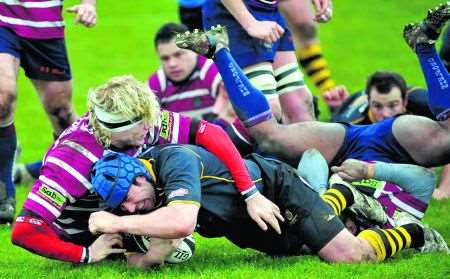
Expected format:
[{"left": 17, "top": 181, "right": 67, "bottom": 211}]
[
  {"left": 293, "top": 23, "right": 317, "bottom": 42},
  {"left": 248, "top": 120, "right": 280, "bottom": 154},
  {"left": 320, "top": 242, "right": 367, "bottom": 263},
  {"left": 47, "top": 103, "right": 75, "bottom": 130},
  {"left": 0, "top": 88, "right": 16, "bottom": 121},
  {"left": 318, "top": 230, "right": 371, "bottom": 263}
]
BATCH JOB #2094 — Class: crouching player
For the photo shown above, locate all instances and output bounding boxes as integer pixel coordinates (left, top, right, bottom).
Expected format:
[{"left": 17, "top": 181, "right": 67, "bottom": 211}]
[{"left": 88, "top": 145, "right": 447, "bottom": 267}]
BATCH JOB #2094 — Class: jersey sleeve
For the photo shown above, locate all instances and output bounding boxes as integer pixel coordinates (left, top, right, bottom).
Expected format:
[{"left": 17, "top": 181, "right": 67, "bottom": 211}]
[
  {"left": 194, "top": 120, "right": 257, "bottom": 198},
  {"left": 22, "top": 135, "right": 102, "bottom": 225},
  {"left": 156, "top": 110, "right": 194, "bottom": 144}
]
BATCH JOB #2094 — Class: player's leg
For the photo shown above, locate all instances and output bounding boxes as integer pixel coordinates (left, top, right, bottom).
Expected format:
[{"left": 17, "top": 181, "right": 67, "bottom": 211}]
[
  {"left": 23, "top": 38, "right": 77, "bottom": 136},
  {"left": 0, "top": 28, "right": 21, "bottom": 223},
  {"left": 31, "top": 79, "right": 77, "bottom": 136},
  {"left": 280, "top": 0, "right": 336, "bottom": 94},
  {"left": 433, "top": 164, "right": 450, "bottom": 199},
  {"left": 273, "top": 50, "right": 315, "bottom": 123},
  {"left": 314, "top": 178, "right": 445, "bottom": 261},
  {"left": 297, "top": 148, "right": 329, "bottom": 194},
  {"left": 395, "top": 3, "right": 450, "bottom": 166},
  {"left": 439, "top": 25, "right": 450, "bottom": 71},
  {"left": 176, "top": 27, "right": 345, "bottom": 163},
  {"left": 281, "top": 170, "right": 411, "bottom": 263},
  {"left": 178, "top": 3, "right": 204, "bottom": 31},
  {"left": 404, "top": 2, "right": 450, "bottom": 120}
]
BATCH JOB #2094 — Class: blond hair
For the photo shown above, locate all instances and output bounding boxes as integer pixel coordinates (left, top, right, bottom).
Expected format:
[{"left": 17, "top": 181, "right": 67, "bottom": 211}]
[{"left": 88, "top": 75, "right": 160, "bottom": 147}]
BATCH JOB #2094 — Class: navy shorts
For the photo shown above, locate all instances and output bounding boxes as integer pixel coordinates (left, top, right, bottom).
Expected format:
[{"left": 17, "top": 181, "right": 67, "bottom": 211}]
[
  {"left": 203, "top": 1, "right": 295, "bottom": 68},
  {"left": 0, "top": 27, "right": 71, "bottom": 81},
  {"left": 330, "top": 117, "right": 417, "bottom": 166}
]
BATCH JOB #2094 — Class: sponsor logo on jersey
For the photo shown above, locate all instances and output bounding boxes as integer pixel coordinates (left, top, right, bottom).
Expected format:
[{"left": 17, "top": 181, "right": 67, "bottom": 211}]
[
  {"left": 168, "top": 188, "right": 189, "bottom": 199},
  {"left": 284, "top": 209, "right": 298, "bottom": 225},
  {"left": 352, "top": 179, "right": 385, "bottom": 189},
  {"left": 159, "top": 111, "right": 173, "bottom": 140},
  {"left": 38, "top": 185, "right": 65, "bottom": 207},
  {"left": 324, "top": 214, "right": 335, "bottom": 222}
]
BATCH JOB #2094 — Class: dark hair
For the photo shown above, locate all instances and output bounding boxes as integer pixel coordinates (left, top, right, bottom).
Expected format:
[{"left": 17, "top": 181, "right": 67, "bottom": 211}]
[
  {"left": 154, "top": 22, "right": 189, "bottom": 47},
  {"left": 365, "top": 71, "right": 407, "bottom": 100}
]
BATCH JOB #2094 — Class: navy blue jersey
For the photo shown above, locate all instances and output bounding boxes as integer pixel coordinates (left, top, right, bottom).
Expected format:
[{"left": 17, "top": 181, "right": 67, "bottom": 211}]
[
  {"left": 139, "top": 145, "right": 344, "bottom": 254},
  {"left": 139, "top": 145, "right": 263, "bottom": 223}
]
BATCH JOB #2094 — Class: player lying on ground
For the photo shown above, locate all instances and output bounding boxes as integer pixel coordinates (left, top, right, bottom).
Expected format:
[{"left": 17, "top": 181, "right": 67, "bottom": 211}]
[
  {"left": 175, "top": 3, "right": 450, "bottom": 169},
  {"left": 88, "top": 146, "right": 447, "bottom": 268},
  {"left": 11, "top": 75, "right": 281, "bottom": 264}
]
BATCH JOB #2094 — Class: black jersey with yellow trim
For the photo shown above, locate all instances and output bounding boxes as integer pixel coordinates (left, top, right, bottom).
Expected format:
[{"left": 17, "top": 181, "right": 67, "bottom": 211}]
[
  {"left": 138, "top": 144, "right": 264, "bottom": 223},
  {"left": 331, "top": 87, "right": 434, "bottom": 124}
]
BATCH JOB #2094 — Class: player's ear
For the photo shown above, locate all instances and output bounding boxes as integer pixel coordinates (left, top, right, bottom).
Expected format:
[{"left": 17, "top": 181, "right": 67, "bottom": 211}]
[{"left": 134, "top": 176, "right": 148, "bottom": 186}]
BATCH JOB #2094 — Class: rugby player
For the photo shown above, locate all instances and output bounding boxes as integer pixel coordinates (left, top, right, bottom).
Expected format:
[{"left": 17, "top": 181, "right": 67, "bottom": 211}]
[
  {"left": 11, "top": 75, "right": 281, "bottom": 264},
  {"left": 88, "top": 148, "right": 447, "bottom": 267},
  {"left": 202, "top": 0, "right": 331, "bottom": 123},
  {"left": 149, "top": 23, "right": 224, "bottom": 120},
  {"left": 175, "top": 3, "right": 450, "bottom": 169},
  {"left": 0, "top": 0, "right": 96, "bottom": 224}
]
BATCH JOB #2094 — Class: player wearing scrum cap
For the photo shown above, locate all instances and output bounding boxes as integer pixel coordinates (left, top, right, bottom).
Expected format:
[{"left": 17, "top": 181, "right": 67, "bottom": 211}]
[{"left": 11, "top": 75, "right": 279, "bottom": 265}]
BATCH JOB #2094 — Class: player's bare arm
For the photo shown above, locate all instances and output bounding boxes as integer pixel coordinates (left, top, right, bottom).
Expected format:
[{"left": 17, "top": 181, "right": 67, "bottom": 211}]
[{"left": 89, "top": 203, "right": 199, "bottom": 239}]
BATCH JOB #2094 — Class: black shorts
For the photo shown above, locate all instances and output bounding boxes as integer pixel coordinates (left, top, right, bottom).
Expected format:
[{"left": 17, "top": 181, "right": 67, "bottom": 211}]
[
  {"left": 0, "top": 26, "right": 71, "bottom": 81},
  {"left": 179, "top": 6, "right": 204, "bottom": 31},
  {"left": 198, "top": 154, "right": 345, "bottom": 255}
]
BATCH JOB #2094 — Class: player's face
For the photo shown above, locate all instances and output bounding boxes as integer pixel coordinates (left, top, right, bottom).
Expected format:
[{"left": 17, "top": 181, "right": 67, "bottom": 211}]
[
  {"left": 157, "top": 40, "right": 197, "bottom": 82},
  {"left": 121, "top": 176, "right": 156, "bottom": 213},
  {"left": 368, "top": 86, "right": 406, "bottom": 122},
  {"left": 110, "top": 121, "right": 150, "bottom": 148}
]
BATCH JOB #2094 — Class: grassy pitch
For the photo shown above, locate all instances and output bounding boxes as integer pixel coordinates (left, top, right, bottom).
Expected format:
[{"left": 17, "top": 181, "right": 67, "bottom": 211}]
[{"left": 2, "top": 0, "right": 450, "bottom": 278}]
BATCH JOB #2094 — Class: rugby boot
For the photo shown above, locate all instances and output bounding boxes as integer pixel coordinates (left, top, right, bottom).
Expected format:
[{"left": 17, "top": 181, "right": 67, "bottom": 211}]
[
  {"left": 175, "top": 25, "right": 229, "bottom": 59},
  {"left": 404, "top": 2, "right": 450, "bottom": 50},
  {"left": 0, "top": 197, "right": 15, "bottom": 225},
  {"left": 418, "top": 224, "right": 450, "bottom": 254},
  {"left": 329, "top": 174, "right": 388, "bottom": 224}
]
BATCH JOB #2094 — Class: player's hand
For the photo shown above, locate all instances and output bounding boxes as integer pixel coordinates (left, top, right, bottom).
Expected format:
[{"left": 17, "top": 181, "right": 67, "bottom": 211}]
[
  {"left": 89, "top": 211, "right": 120, "bottom": 234},
  {"left": 330, "top": 159, "right": 369, "bottom": 181},
  {"left": 246, "top": 192, "right": 284, "bottom": 234},
  {"left": 312, "top": 0, "right": 333, "bottom": 23},
  {"left": 66, "top": 3, "right": 97, "bottom": 28},
  {"left": 323, "top": 85, "right": 349, "bottom": 109},
  {"left": 433, "top": 188, "right": 450, "bottom": 200},
  {"left": 244, "top": 20, "right": 285, "bottom": 44},
  {"left": 127, "top": 238, "right": 181, "bottom": 268},
  {"left": 89, "top": 233, "right": 125, "bottom": 263}
]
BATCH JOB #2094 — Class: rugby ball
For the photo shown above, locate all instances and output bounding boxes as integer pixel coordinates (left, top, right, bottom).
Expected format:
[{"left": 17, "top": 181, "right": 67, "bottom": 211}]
[{"left": 131, "top": 234, "right": 195, "bottom": 264}]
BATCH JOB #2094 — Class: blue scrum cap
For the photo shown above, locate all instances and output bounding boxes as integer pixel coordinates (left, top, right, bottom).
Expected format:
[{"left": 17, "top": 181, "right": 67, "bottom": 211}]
[{"left": 91, "top": 152, "right": 151, "bottom": 208}]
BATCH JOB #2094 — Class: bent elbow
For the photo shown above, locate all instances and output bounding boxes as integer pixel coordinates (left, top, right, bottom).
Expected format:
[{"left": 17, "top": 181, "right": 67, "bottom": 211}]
[{"left": 172, "top": 220, "right": 195, "bottom": 238}]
